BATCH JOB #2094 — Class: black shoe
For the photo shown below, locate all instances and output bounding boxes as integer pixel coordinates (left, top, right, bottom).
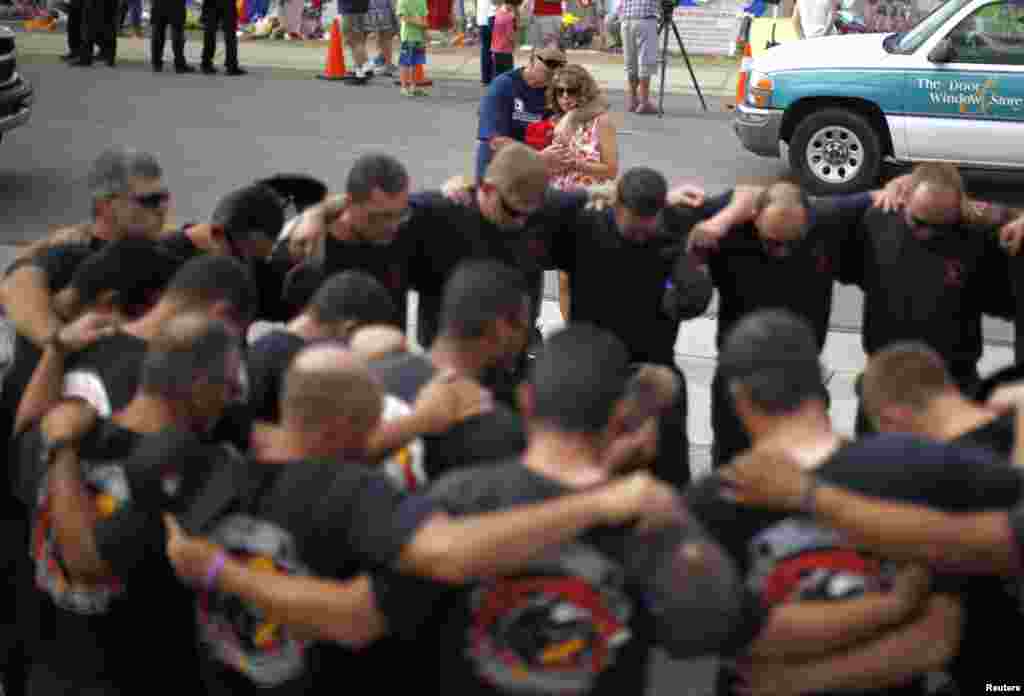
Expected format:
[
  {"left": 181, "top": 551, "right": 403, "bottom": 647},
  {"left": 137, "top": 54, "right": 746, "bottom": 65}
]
[
  {"left": 102, "top": 55, "right": 116, "bottom": 67},
  {"left": 201, "top": 64, "right": 218, "bottom": 74},
  {"left": 175, "top": 63, "right": 195, "bottom": 73},
  {"left": 152, "top": 63, "right": 163, "bottom": 72},
  {"left": 225, "top": 66, "right": 247, "bottom": 76},
  {"left": 60, "top": 52, "right": 80, "bottom": 61},
  {"left": 68, "top": 57, "right": 93, "bottom": 66}
]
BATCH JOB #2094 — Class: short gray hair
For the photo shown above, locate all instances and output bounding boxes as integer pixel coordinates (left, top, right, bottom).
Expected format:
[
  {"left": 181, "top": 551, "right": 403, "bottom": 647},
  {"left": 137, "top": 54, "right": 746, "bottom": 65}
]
[{"left": 87, "top": 147, "right": 163, "bottom": 200}]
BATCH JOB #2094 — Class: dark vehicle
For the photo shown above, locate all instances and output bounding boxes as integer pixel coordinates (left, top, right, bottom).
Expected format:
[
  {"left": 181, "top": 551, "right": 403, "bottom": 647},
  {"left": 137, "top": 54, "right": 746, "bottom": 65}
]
[{"left": 0, "top": 25, "right": 33, "bottom": 143}]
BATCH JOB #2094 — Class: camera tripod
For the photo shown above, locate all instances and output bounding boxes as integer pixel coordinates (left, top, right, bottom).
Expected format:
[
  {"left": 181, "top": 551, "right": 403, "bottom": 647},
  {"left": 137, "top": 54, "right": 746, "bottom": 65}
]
[{"left": 656, "top": 2, "right": 708, "bottom": 115}]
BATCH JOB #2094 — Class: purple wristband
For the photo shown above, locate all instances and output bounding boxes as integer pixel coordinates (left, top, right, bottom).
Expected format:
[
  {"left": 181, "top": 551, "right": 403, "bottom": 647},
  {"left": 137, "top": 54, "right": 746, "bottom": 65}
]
[{"left": 204, "top": 551, "right": 227, "bottom": 592}]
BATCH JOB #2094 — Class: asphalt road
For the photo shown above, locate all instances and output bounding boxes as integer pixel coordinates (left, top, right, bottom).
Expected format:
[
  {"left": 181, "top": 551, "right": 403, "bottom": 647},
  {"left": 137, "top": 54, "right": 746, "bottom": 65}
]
[
  {"left": 1, "top": 55, "right": 731, "bottom": 693},
  {"left": 3, "top": 56, "right": 1023, "bottom": 694}
]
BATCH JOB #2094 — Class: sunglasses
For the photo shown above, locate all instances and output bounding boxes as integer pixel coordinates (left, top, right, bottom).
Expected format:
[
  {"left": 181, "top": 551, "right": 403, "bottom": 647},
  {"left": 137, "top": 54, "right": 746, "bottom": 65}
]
[
  {"left": 128, "top": 191, "right": 171, "bottom": 210},
  {"left": 555, "top": 86, "right": 581, "bottom": 97},
  {"left": 538, "top": 58, "right": 566, "bottom": 71},
  {"left": 498, "top": 190, "right": 533, "bottom": 220}
]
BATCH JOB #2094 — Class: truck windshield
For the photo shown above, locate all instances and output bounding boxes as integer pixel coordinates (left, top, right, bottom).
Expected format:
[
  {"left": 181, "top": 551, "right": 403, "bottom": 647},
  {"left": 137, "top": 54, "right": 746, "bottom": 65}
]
[{"left": 888, "top": 0, "right": 975, "bottom": 53}]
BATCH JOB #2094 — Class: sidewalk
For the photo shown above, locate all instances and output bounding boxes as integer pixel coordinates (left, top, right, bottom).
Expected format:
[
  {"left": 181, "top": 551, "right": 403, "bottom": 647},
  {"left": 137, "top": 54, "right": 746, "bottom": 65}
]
[{"left": 8, "top": 23, "right": 741, "bottom": 100}]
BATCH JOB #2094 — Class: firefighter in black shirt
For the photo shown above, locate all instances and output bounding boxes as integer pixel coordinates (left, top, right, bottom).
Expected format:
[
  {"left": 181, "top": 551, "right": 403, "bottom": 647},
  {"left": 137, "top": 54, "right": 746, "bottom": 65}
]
[
  {"left": 549, "top": 167, "right": 714, "bottom": 489},
  {"left": 686, "top": 182, "right": 884, "bottom": 468},
  {"left": 837, "top": 163, "right": 1020, "bottom": 434}
]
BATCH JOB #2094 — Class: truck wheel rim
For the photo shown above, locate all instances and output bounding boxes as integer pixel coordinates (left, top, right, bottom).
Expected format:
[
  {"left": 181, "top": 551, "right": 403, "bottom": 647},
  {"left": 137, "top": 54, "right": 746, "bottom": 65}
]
[{"left": 805, "top": 125, "right": 864, "bottom": 185}]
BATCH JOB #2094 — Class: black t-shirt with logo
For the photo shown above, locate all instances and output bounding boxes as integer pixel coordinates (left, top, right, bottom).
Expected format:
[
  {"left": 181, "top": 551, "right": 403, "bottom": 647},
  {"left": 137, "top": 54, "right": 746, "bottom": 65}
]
[
  {"left": 62, "top": 332, "right": 149, "bottom": 418},
  {"left": 698, "top": 191, "right": 873, "bottom": 352},
  {"left": 12, "top": 421, "right": 217, "bottom": 692},
  {"left": 687, "top": 433, "right": 1024, "bottom": 696},
  {"left": 368, "top": 352, "right": 527, "bottom": 488},
  {"left": 944, "top": 412, "right": 1024, "bottom": 689},
  {"left": 193, "top": 458, "right": 436, "bottom": 696},
  {"left": 838, "top": 209, "right": 1009, "bottom": 379},
  {"left": 550, "top": 206, "right": 711, "bottom": 366},
  {"left": 371, "top": 459, "right": 756, "bottom": 696},
  {"left": 426, "top": 460, "right": 658, "bottom": 696},
  {"left": 403, "top": 190, "right": 586, "bottom": 347}
]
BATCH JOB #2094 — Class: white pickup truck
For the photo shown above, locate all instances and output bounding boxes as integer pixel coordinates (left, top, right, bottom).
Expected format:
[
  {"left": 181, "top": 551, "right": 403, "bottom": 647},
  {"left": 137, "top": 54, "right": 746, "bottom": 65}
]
[{"left": 734, "top": 0, "right": 1024, "bottom": 194}]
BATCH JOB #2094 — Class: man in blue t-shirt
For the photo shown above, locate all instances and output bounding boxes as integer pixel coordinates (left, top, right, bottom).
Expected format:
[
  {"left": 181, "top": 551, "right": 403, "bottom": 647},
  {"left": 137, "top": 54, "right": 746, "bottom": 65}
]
[{"left": 475, "top": 45, "right": 567, "bottom": 182}]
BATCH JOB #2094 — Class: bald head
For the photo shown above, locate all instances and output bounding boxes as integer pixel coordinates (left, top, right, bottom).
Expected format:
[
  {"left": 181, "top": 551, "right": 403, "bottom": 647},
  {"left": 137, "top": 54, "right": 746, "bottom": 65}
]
[
  {"left": 754, "top": 182, "right": 809, "bottom": 251},
  {"left": 349, "top": 324, "right": 407, "bottom": 361},
  {"left": 280, "top": 345, "right": 384, "bottom": 434}
]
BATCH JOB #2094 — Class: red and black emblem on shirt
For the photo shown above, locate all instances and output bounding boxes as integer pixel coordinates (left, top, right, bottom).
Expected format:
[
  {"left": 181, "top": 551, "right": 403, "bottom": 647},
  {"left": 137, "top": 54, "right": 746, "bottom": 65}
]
[
  {"left": 944, "top": 259, "right": 965, "bottom": 288},
  {"left": 466, "top": 543, "right": 634, "bottom": 694},
  {"left": 815, "top": 250, "right": 832, "bottom": 276}
]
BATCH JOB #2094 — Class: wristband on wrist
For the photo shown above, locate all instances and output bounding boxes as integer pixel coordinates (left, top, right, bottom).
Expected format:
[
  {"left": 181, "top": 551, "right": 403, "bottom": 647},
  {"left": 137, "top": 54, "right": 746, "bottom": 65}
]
[
  {"left": 204, "top": 551, "right": 227, "bottom": 592},
  {"left": 799, "top": 472, "right": 821, "bottom": 517}
]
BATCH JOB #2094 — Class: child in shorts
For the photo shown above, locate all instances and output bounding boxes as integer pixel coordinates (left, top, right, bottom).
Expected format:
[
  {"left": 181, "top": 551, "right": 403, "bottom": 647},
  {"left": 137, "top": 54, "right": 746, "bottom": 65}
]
[{"left": 397, "top": 0, "right": 430, "bottom": 96}]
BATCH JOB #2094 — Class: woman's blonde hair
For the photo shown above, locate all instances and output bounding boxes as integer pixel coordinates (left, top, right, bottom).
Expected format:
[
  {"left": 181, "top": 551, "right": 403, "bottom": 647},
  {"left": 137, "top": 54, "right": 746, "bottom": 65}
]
[{"left": 546, "top": 64, "right": 602, "bottom": 115}]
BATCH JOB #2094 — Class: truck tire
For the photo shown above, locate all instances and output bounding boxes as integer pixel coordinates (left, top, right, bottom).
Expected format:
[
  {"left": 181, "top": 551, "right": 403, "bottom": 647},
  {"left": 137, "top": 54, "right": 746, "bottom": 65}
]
[{"left": 789, "top": 107, "right": 883, "bottom": 195}]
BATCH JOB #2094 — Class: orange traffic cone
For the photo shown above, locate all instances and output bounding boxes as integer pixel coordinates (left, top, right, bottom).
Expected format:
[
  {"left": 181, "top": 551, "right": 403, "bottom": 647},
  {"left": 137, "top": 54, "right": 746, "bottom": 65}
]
[
  {"left": 414, "top": 63, "right": 433, "bottom": 87},
  {"left": 317, "top": 18, "right": 350, "bottom": 81},
  {"left": 734, "top": 41, "right": 752, "bottom": 108}
]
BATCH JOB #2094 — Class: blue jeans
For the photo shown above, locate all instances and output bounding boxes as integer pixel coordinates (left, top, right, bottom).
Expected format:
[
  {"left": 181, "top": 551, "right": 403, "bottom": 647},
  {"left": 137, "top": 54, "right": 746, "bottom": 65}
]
[{"left": 479, "top": 15, "right": 495, "bottom": 84}]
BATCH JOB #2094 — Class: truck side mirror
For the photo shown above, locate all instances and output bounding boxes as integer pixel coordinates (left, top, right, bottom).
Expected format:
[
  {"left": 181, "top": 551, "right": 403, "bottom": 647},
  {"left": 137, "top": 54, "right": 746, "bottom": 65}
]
[{"left": 929, "top": 38, "right": 956, "bottom": 62}]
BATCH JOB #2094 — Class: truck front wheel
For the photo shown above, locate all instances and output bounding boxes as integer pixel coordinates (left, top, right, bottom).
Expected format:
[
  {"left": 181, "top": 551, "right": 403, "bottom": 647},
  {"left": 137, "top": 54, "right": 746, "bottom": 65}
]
[{"left": 789, "top": 108, "right": 883, "bottom": 195}]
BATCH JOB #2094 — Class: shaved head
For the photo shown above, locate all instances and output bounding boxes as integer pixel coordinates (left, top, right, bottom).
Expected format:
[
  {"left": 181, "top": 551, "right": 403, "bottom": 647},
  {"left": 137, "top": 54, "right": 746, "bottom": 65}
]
[{"left": 280, "top": 345, "right": 384, "bottom": 434}]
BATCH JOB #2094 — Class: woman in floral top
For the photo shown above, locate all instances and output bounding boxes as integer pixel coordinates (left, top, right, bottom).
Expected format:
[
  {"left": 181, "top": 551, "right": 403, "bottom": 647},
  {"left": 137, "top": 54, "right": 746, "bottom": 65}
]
[{"left": 543, "top": 64, "right": 619, "bottom": 320}]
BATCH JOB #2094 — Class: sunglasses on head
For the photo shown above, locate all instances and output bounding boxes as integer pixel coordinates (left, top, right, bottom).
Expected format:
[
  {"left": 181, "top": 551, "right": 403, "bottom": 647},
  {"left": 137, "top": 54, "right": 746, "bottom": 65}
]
[
  {"left": 555, "top": 86, "right": 581, "bottom": 97},
  {"left": 538, "top": 57, "right": 565, "bottom": 71},
  {"left": 129, "top": 191, "right": 171, "bottom": 210}
]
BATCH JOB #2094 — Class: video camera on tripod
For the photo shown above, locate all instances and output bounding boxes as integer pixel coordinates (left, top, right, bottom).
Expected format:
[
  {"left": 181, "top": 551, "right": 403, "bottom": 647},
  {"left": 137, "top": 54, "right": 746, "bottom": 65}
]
[{"left": 654, "top": 0, "right": 707, "bottom": 113}]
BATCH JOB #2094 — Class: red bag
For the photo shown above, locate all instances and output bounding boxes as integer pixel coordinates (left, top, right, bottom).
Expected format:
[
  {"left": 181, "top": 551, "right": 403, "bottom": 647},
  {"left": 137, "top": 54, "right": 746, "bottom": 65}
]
[{"left": 524, "top": 119, "right": 555, "bottom": 151}]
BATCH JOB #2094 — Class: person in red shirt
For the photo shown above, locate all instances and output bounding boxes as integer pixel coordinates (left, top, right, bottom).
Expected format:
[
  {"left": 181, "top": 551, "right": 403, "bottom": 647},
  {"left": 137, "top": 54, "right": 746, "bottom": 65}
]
[{"left": 527, "top": 0, "right": 563, "bottom": 49}]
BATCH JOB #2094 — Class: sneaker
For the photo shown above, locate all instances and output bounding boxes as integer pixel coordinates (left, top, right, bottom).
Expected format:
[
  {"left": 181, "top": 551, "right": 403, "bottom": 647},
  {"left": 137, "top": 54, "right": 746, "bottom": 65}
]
[
  {"left": 374, "top": 63, "right": 396, "bottom": 77},
  {"left": 400, "top": 86, "right": 415, "bottom": 97},
  {"left": 412, "top": 86, "right": 430, "bottom": 97}
]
